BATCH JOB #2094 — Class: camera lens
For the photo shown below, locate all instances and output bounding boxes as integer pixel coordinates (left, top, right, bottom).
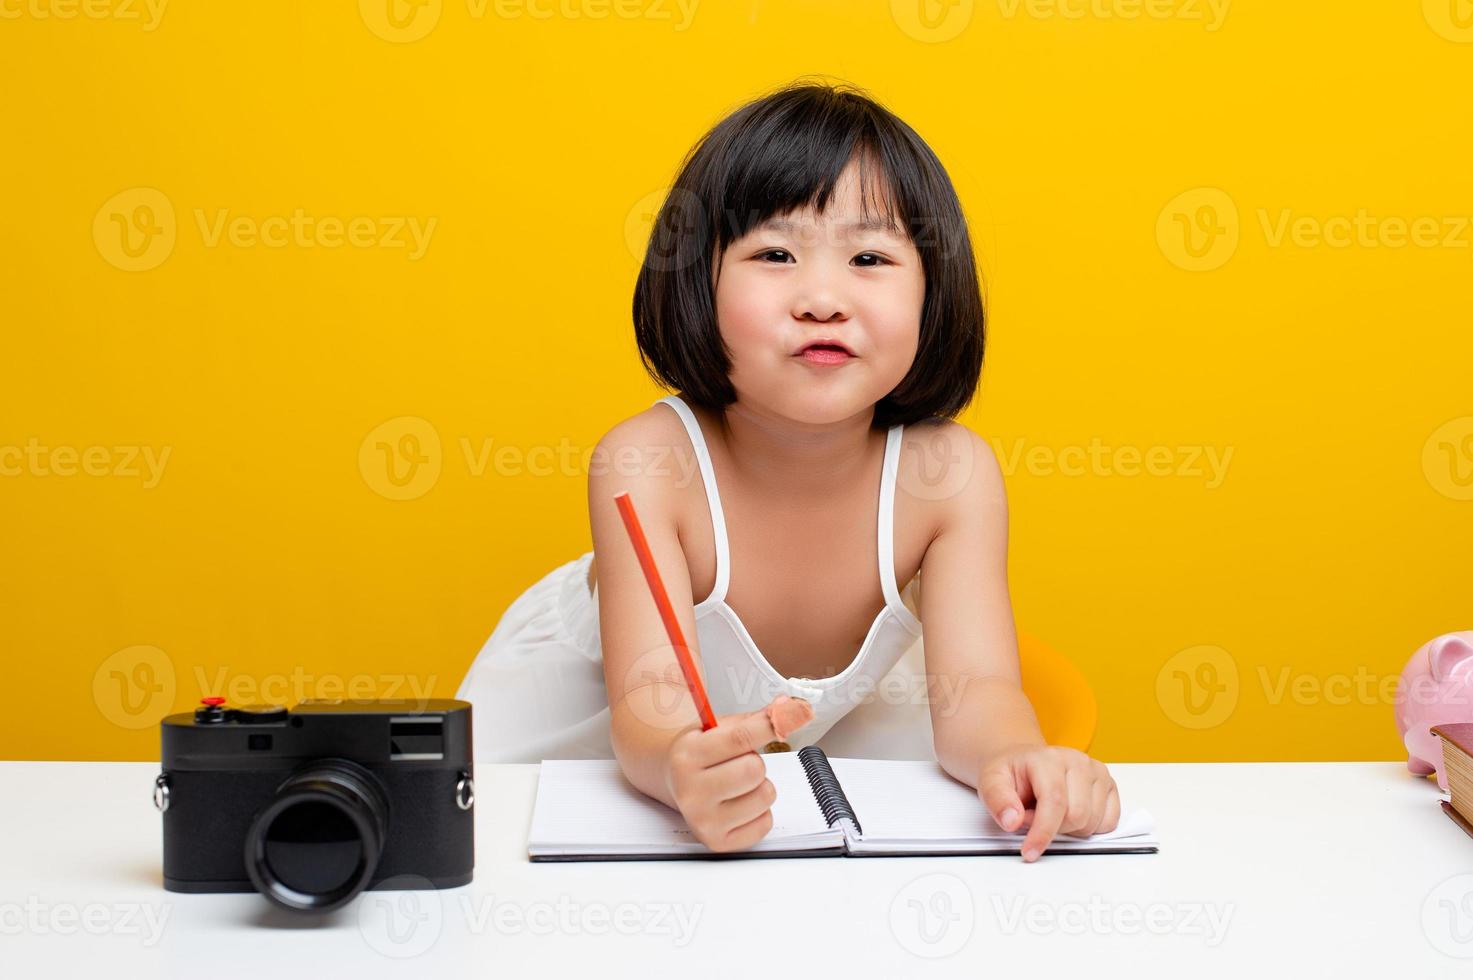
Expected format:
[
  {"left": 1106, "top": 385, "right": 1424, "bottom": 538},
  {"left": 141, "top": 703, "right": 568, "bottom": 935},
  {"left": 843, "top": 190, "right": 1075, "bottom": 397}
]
[{"left": 244, "top": 759, "right": 389, "bottom": 912}]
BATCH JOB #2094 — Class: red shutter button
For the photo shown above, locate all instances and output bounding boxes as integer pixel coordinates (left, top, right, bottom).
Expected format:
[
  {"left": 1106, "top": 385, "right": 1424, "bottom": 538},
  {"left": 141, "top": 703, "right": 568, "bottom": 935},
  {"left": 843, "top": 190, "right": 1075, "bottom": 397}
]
[{"left": 195, "top": 697, "right": 228, "bottom": 724}]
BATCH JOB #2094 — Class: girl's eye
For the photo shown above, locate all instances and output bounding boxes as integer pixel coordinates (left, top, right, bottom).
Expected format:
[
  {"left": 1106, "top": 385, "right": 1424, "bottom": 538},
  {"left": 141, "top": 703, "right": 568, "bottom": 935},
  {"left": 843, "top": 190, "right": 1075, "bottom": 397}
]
[{"left": 755, "top": 249, "right": 890, "bottom": 266}]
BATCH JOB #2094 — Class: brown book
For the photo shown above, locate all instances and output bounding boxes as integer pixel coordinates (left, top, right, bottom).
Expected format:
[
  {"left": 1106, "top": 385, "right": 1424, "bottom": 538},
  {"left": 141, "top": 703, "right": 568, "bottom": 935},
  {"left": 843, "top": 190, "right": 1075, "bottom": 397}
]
[
  {"left": 1431, "top": 723, "right": 1473, "bottom": 837},
  {"left": 1441, "top": 802, "right": 1473, "bottom": 841}
]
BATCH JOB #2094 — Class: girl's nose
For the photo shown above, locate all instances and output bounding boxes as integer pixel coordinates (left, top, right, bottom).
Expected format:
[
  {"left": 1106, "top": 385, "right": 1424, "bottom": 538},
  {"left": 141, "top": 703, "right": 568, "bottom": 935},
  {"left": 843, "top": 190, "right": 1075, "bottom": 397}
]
[{"left": 792, "top": 282, "right": 849, "bottom": 324}]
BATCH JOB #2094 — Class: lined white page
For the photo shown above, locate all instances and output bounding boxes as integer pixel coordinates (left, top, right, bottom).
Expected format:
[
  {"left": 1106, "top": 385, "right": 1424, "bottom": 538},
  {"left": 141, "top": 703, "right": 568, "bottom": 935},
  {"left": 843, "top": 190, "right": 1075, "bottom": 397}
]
[
  {"left": 826, "top": 758, "right": 1157, "bottom": 853},
  {"left": 528, "top": 752, "right": 844, "bottom": 858}
]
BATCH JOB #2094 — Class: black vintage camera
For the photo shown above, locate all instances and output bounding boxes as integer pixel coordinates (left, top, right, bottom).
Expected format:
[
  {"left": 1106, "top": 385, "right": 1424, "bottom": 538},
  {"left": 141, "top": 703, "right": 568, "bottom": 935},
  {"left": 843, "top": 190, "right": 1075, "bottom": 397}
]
[{"left": 156, "top": 697, "right": 475, "bottom": 912}]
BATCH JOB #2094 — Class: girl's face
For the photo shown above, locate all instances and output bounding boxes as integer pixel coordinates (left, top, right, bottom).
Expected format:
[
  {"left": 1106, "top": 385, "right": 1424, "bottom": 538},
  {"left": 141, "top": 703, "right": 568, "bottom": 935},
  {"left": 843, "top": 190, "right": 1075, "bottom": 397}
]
[{"left": 712, "top": 158, "right": 925, "bottom": 426}]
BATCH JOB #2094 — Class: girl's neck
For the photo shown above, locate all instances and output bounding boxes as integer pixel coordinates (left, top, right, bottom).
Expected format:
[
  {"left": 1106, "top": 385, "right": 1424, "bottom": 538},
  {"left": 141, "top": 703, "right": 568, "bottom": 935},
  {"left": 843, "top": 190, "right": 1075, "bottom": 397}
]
[{"left": 709, "top": 399, "right": 881, "bottom": 498}]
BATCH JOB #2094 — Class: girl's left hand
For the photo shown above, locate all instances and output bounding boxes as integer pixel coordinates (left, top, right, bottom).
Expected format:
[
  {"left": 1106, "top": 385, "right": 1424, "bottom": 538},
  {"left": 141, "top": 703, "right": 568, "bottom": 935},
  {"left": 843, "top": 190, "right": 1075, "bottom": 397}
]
[{"left": 976, "top": 744, "right": 1120, "bottom": 862}]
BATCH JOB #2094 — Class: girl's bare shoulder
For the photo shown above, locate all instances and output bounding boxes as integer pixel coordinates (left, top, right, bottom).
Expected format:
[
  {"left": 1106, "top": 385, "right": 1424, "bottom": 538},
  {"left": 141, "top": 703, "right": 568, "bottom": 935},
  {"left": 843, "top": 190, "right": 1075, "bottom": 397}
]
[
  {"left": 895, "top": 417, "right": 1005, "bottom": 542},
  {"left": 590, "top": 401, "right": 695, "bottom": 486},
  {"left": 585, "top": 401, "right": 699, "bottom": 595}
]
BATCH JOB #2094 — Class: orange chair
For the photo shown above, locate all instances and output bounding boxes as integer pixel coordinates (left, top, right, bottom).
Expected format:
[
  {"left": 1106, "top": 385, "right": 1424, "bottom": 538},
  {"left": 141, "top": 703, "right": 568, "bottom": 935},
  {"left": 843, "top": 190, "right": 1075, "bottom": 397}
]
[{"left": 1016, "top": 631, "right": 1098, "bottom": 753}]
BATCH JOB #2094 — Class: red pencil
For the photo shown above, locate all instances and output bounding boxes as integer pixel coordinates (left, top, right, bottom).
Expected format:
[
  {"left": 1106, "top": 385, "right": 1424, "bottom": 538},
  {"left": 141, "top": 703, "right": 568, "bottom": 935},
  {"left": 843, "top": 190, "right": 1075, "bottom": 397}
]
[{"left": 612, "top": 490, "right": 718, "bottom": 731}]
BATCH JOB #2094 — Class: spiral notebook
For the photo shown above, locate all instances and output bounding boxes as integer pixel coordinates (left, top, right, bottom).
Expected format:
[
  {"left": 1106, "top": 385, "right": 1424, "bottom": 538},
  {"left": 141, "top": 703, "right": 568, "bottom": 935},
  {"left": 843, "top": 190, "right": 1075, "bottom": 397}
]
[{"left": 528, "top": 746, "right": 1158, "bottom": 861}]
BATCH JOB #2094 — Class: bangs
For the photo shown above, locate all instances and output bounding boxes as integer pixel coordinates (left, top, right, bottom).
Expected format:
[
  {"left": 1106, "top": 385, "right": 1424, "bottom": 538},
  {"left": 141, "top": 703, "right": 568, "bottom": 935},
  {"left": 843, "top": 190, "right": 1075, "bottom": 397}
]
[{"left": 714, "top": 132, "right": 908, "bottom": 254}]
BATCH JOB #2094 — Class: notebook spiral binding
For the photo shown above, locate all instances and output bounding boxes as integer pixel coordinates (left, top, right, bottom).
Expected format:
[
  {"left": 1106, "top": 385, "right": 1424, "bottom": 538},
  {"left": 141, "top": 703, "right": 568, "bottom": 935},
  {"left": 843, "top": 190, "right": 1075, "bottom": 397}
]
[{"left": 798, "top": 746, "right": 862, "bottom": 837}]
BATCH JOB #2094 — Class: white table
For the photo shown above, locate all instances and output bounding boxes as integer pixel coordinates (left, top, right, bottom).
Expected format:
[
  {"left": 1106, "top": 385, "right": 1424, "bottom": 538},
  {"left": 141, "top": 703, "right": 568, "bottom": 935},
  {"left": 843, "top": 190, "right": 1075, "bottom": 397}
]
[{"left": 2, "top": 761, "right": 1470, "bottom": 977}]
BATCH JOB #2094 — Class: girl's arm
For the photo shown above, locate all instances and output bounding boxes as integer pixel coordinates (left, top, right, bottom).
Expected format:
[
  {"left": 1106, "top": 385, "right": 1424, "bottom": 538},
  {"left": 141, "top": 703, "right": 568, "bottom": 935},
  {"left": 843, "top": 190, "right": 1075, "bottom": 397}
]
[
  {"left": 915, "top": 424, "right": 1121, "bottom": 862},
  {"left": 587, "top": 415, "right": 704, "bottom": 810},
  {"left": 588, "top": 414, "right": 807, "bottom": 852},
  {"left": 583, "top": 412, "right": 704, "bottom": 801}
]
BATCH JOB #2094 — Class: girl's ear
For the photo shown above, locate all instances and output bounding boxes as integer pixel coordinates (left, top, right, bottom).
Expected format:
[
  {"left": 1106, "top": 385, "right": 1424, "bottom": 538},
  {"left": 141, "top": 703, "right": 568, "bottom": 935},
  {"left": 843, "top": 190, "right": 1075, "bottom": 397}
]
[{"left": 1429, "top": 633, "right": 1473, "bottom": 682}]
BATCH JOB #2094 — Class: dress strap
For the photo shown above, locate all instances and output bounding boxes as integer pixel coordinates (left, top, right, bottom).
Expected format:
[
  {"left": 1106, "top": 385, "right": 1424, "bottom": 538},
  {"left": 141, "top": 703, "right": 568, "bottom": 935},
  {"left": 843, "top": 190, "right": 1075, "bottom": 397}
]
[
  {"left": 655, "top": 396, "right": 730, "bottom": 609},
  {"left": 879, "top": 422, "right": 921, "bottom": 632}
]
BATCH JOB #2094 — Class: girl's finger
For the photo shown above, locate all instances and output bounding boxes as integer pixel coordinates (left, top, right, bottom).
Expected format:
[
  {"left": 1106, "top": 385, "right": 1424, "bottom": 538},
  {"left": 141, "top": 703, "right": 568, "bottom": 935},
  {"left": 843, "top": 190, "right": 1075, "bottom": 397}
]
[
  {"left": 1060, "top": 763, "right": 1095, "bottom": 837},
  {"left": 978, "top": 762, "right": 1026, "bottom": 832},
  {"left": 1019, "top": 763, "right": 1067, "bottom": 861},
  {"left": 717, "top": 777, "right": 777, "bottom": 829},
  {"left": 1082, "top": 775, "right": 1113, "bottom": 837},
  {"left": 1100, "top": 785, "right": 1121, "bottom": 835}
]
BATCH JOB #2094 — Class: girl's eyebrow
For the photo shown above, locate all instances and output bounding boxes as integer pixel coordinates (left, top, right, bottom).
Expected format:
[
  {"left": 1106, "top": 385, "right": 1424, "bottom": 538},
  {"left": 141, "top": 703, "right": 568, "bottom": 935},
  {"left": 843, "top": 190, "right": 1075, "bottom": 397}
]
[{"left": 756, "top": 215, "right": 904, "bottom": 239}]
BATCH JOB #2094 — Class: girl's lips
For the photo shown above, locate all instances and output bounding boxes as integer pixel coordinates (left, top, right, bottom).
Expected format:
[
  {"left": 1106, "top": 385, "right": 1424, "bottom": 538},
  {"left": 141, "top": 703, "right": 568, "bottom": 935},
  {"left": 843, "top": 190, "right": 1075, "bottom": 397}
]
[{"left": 797, "top": 347, "right": 854, "bottom": 365}]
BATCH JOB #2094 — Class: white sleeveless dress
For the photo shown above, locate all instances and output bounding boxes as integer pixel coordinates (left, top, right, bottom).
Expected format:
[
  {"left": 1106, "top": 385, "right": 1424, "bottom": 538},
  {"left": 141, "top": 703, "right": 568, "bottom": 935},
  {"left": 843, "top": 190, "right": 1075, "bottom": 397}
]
[{"left": 455, "top": 395, "right": 934, "bottom": 762}]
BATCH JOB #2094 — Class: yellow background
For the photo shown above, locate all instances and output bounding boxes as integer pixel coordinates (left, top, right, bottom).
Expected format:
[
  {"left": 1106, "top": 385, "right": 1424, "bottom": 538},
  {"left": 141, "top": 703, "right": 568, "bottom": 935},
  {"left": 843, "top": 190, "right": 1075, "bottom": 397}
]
[{"left": 2, "top": 0, "right": 1470, "bottom": 761}]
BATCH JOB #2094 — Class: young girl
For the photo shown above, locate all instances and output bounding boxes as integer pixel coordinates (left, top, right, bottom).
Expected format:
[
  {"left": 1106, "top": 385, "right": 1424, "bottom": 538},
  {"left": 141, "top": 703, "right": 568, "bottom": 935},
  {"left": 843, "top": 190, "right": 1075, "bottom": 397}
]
[{"left": 458, "top": 79, "right": 1120, "bottom": 861}]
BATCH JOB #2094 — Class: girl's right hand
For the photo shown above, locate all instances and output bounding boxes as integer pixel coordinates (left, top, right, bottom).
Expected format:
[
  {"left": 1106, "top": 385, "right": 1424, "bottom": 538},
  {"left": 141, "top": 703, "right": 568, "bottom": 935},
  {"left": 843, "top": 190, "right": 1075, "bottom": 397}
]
[{"left": 662, "top": 697, "right": 814, "bottom": 852}]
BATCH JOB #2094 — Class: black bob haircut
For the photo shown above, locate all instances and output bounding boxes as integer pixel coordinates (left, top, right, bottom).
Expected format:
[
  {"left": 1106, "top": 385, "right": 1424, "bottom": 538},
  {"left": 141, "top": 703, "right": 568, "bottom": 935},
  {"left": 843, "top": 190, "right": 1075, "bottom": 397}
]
[{"left": 632, "top": 78, "right": 986, "bottom": 430}]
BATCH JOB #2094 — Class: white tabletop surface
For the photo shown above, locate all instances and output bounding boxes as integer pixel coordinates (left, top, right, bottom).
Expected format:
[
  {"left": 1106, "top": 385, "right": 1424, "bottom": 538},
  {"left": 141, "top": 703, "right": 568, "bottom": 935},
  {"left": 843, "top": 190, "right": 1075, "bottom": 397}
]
[{"left": 2, "top": 760, "right": 1471, "bottom": 977}]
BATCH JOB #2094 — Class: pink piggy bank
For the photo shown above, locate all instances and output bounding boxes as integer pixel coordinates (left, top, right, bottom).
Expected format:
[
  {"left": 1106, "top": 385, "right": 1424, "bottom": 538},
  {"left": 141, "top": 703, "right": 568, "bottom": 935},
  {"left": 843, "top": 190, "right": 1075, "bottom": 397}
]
[{"left": 1396, "top": 631, "right": 1473, "bottom": 790}]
